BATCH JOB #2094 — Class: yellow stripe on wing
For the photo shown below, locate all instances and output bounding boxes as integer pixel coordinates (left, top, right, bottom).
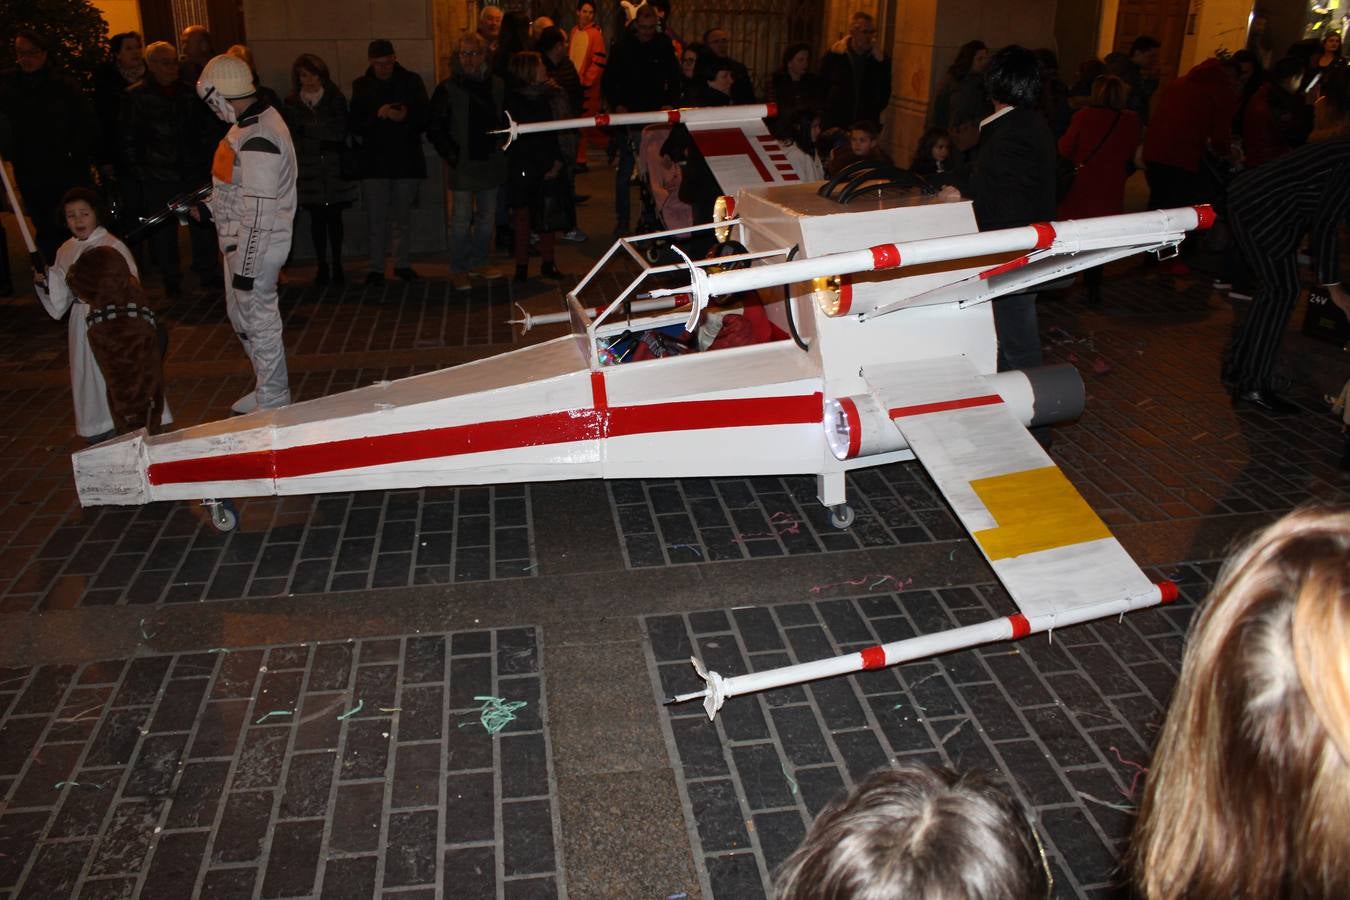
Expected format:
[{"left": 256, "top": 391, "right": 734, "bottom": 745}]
[{"left": 970, "top": 465, "right": 1112, "bottom": 560}]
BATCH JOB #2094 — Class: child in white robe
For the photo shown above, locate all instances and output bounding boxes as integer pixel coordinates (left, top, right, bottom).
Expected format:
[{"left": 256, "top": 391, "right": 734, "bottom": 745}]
[{"left": 38, "top": 188, "right": 173, "bottom": 442}]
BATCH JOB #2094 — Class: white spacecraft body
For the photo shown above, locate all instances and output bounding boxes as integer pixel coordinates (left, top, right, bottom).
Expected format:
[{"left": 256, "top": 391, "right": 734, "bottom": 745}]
[{"left": 72, "top": 149, "right": 1208, "bottom": 713}]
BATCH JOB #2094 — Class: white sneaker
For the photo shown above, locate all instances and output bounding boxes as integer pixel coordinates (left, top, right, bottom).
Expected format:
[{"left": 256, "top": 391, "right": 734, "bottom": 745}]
[
  {"left": 562, "top": 228, "right": 588, "bottom": 243},
  {"left": 230, "top": 391, "right": 258, "bottom": 415}
]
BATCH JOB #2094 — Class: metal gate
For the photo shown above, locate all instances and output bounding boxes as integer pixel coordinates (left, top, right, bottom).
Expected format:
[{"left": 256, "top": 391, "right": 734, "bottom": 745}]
[{"left": 666, "top": 0, "right": 826, "bottom": 97}]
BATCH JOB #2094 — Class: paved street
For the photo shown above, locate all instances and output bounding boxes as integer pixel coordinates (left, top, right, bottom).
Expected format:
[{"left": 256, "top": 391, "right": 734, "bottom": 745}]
[{"left": 1, "top": 167, "right": 1347, "bottom": 899}]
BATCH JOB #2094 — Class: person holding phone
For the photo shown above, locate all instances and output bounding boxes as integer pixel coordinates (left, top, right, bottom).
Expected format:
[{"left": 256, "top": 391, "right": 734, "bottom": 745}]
[{"left": 350, "top": 39, "right": 429, "bottom": 285}]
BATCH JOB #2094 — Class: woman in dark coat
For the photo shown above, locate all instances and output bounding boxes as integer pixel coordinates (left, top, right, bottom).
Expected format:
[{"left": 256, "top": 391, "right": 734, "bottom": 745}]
[
  {"left": 929, "top": 40, "right": 992, "bottom": 159},
  {"left": 283, "top": 54, "right": 360, "bottom": 285},
  {"left": 770, "top": 43, "right": 824, "bottom": 123},
  {"left": 505, "top": 52, "right": 570, "bottom": 283},
  {"left": 92, "top": 32, "right": 144, "bottom": 175}
]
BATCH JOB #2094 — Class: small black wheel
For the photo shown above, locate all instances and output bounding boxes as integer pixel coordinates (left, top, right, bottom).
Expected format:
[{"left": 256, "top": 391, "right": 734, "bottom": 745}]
[
  {"left": 829, "top": 504, "right": 856, "bottom": 529},
  {"left": 208, "top": 499, "right": 238, "bottom": 533}
]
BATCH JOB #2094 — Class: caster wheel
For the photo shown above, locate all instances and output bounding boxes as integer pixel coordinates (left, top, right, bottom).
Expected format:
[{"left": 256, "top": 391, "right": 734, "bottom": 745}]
[
  {"left": 207, "top": 499, "right": 238, "bottom": 532},
  {"left": 829, "top": 504, "right": 855, "bottom": 529}
]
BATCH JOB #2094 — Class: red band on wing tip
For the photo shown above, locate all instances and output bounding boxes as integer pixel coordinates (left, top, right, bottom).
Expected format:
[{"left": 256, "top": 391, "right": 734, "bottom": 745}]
[
  {"left": 595, "top": 114, "right": 610, "bottom": 127},
  {"left": 1031, "top": 223, "right": 1056, "bottom": 249},
  {"left": 666, "top": 109, "right": 681, "bottom": 123},
  {"left": 765, "top": 102, "right": 778, "bottom": 118},
  {"left": 870, "top": 244, "right": 901, "bottom": 269},
  {"left": 860, "top": 646, "right": 887, "bottom": 670},
  {"left": 838, "top": 397, "right": 862, "bottom": 459},
  {"left": 1156, "top": 581, "right": 1179, "bottom": 604},
  {"left": 1192, "top": 204, "right": 1216, "bottom": 230},
  {"left": 1008, "top": 613, "right": 1031, "bottom": 638}
]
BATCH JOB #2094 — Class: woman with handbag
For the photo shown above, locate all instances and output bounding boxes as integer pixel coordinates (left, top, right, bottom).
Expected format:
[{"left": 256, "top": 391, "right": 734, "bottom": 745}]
[
  {"left": 505, "top": 52, "right": 571, "bottom": 283},
  {"left": 1058, "top": 75, "right": 1140, "bottom": 303},
  {"left": 283, "top": 54, "right": 359, "bottom": 285}
]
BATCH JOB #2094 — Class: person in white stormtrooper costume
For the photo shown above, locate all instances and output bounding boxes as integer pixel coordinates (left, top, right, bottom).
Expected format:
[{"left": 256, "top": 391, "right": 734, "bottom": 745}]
[{"left": 196, "top": 53, "right": 296, "bottom": 413}]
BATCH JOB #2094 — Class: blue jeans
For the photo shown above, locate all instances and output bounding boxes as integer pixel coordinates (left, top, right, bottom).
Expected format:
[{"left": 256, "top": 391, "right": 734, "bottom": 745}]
[
  {"left": 450, "top": 187, "right": 498, "bottom": 273},
  {"left": 363, "top": 178, "right": 420, "bottom": 271}
]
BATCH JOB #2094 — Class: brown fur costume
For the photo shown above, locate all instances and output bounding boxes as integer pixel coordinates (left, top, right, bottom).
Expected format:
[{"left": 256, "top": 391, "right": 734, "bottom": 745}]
[{"left": 67, "top": 247, "right": 166, "bottom": 435}]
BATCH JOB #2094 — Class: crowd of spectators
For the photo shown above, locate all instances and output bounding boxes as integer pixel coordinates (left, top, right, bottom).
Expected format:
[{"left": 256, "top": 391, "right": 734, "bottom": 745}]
[{"left": 4, "top": 12, "right": 1349, "bottom": 426}]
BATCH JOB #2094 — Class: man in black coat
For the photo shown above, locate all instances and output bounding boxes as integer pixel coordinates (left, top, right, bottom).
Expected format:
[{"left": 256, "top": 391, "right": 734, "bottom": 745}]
[
  {"left": 602, "top": 5, "right": 680, "bottom": 233},
  {"left": 940, "top": 45, "right": 1057, "bottom": 376},
  {"left": 120, "top": 41, "right": 217, "bottom": 296},
  {"left": 818, "top": 12, "right": 891, "bottom": 130},
  {"left": 350, "top": 39, "right": 429, "bottom": 284},
  {"left": 702, "top": 28, "right": 756, "bottom": 105},
  {"left": 0, "top": 31, "right": 96, "bottom": 262}
]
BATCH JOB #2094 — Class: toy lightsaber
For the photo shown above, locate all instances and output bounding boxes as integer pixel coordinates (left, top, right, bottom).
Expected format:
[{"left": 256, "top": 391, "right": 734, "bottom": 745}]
[
  {"left": 122, "top": 182, "right": 213, "bottom": 246},
  {"left": 0, "top": 152, "right": 48, "bottom": 291},
  {"left": 648, "top": 205, "right": 1215, "bottom": 320},
  {"left": 669, "top": 582, "right": 1178, "bottom": 719},
  {"left": 491, "top": 103, "right": 777, "bottom": 148}
]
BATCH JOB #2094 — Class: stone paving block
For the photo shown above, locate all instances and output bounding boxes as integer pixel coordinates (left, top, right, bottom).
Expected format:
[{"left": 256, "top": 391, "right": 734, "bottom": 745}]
[{"left": 0, "top": 627, "right": 561, "bottom": 899}]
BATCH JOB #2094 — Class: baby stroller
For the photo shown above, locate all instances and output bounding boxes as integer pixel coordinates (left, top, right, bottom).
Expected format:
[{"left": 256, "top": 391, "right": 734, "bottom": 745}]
[{"left": 633, "top": 124, "right": 694, "bottom": 263}]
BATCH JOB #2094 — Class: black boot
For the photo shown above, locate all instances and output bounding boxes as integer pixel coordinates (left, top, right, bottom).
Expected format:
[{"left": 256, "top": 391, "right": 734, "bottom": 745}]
[
  {"left": 514, "top": 263, "right": 529, "bottom": 284},
  {"left": 315, "top": 260, "right": 331, "bottom": 286},
  {"left": 540, "top": 261, "right": 563, "bottom": 280}
]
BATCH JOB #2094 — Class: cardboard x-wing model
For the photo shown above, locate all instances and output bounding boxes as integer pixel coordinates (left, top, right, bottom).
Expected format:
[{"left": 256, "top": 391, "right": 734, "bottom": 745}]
[{"left": 71, "top": 143, "right": 1211, "bottom": 713}]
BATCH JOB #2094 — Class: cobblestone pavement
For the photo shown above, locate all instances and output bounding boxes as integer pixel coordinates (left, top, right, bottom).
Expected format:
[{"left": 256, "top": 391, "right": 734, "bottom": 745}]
[
  {"left": 0, "top": 181, "right": 1347, "bottom": 898},
  {"left": 0, "top": 628, "right": 559, "bottom": 898}
]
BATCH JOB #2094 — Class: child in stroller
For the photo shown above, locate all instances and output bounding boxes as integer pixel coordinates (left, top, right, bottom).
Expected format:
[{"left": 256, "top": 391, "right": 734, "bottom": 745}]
[{"left": 630, "top": 123, "right": 694, "bottom": 262}]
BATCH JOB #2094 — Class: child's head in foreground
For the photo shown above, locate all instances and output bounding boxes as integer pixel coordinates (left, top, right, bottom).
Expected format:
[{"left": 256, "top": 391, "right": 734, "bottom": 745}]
[{"left": 776, "top": 764, "right": 1050, "bottom": 900}]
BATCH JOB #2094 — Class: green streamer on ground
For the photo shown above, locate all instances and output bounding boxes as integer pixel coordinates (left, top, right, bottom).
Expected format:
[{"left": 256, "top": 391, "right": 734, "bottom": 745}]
[
  {"left": 473, "top": 695, "right": 527, "bottom": 734},
  {"left": 781, "top": 763, "right": 798, "bottom": 795},
  {"left": 255, "top": 710, "right": 292, "bottom": 724},
  {"left": 336, "top": 699, "right": 364, "bottom": 720}
]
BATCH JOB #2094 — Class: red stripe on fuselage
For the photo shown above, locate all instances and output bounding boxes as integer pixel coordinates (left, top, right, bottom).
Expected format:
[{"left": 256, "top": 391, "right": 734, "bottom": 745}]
[{"left": 147, "top": 393, "right": 824, "bottom": 486}]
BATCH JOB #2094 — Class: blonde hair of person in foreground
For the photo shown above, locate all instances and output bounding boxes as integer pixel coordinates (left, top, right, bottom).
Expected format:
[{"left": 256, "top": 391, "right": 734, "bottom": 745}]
[
  {"left": 775, "top": 764, "right": 1051, "bottom": 900},
  {"left": 1129, "top": 505, "right": 1350, "bottom": 899}
]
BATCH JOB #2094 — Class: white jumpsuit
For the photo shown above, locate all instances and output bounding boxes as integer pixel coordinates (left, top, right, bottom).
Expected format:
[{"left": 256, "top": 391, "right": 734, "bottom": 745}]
[
  {"left": 42, "top": 228, "right": 173, "bottom": 438},
  {"left": 207, "top": 103, "right": 297, "bottom": 411}
]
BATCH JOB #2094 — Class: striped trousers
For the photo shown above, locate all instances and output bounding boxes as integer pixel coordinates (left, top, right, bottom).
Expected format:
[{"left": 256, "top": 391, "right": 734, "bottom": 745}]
[{"left": 1227, "top": 218, "right": 1301, "bottom": 391}]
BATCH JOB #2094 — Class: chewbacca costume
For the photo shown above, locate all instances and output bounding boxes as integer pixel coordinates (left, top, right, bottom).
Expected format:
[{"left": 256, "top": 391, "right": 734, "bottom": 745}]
[
  {"left": 43, "top": 228, "right": 172, "bottom": 439},
  {"left": 66, "top": 246, "right": 168, "bottom": 436}
]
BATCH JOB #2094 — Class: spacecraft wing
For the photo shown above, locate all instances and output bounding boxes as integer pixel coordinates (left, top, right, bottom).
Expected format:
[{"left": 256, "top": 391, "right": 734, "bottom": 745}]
[
  {"left": 686, "top": 119, "right": 801, "bottom": 196},
  {"left": 862, "top": 356, "right": 1156, "bottom": 619}
]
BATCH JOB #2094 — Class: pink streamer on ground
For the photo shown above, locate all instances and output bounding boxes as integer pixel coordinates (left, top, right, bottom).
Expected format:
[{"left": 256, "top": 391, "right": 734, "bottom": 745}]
[
  {"left": 1109, "top": 745, "right": 1149, "bottom": 799},
  {"left": 809, "top": 574, "right": 913, "bottom": 595}
]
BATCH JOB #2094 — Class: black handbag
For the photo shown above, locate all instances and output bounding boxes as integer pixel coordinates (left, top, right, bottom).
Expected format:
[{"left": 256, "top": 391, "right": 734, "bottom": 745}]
[
  {"left": 536, "top": 177, "right": 575, "bottom": 233},
  {"left": 338, "top": 136, "right": 362, "bottom": 181},
  {"left": 1055, "top": 111, "right": 1122, "bottom": 202}
]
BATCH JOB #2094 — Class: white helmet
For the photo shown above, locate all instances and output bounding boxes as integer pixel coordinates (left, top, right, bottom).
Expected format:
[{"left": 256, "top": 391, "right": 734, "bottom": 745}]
[{"left": 197, "top": 54, "right": 255, "bottom": 123}]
